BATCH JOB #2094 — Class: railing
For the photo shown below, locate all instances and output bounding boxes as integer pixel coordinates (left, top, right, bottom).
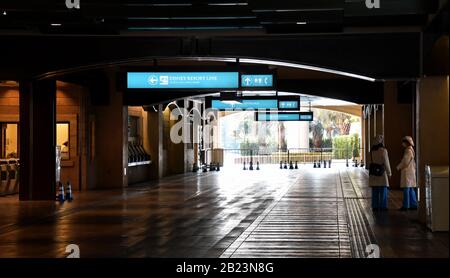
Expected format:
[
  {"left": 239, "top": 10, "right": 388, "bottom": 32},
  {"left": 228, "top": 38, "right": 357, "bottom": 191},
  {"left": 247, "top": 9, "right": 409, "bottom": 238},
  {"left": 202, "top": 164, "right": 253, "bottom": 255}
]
[{"left": 203, "top": 147, "right": 366, "bottom": 168}]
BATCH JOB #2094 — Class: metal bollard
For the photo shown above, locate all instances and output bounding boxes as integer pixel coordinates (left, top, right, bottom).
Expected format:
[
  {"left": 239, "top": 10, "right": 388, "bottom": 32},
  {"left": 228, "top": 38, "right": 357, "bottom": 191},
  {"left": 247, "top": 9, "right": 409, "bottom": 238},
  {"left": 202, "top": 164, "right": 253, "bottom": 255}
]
[
  {"left": 256, "top": 161, "right": 260, "bottom": 170},
  {"left": 313, "top": 160, "right": 317, "bottom": 168},
  {"left": 249, "top": 161, "right": 254, "bottom": 171},
  {"left": 295, "top": 161, "right": 298, "bottom": 169},
  {"left": 280, "top": 161, "right": 283, "bottom": 169},
  {"left": 216, "top": 162, "right": 220, "bottom": 171},
  {"left": 328, "top": 160, "right": 332, "bottom": 168},
  {"left": 192, "top": 162, "right": 199, "bottom": 172},
  {"left": 318, "top": 160, "right": 321, "bottom": 168},
  {"left": 243, "top": 161, "right": 247, "bottom": 170},
  {"left": 284, "top": 161, "right": 288, "bottom": 169}
]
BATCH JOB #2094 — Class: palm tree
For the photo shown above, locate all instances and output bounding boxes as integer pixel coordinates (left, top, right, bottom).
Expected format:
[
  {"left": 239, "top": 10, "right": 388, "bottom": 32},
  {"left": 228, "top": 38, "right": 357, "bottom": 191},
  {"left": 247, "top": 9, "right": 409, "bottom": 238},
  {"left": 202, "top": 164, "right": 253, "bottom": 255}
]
[{"left": 310, "top": 121, "right": 324, "bottom": 149}]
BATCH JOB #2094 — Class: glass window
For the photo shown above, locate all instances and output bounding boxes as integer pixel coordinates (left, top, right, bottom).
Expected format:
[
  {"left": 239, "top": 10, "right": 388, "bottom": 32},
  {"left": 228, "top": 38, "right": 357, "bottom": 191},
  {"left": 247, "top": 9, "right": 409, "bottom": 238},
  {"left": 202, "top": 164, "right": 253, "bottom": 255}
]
[
  {"left": 1, "top": 123, "right": 18, "bottom": 159},
  {"left": 56, "top": 122, "right": 70, "bottom": 160}
]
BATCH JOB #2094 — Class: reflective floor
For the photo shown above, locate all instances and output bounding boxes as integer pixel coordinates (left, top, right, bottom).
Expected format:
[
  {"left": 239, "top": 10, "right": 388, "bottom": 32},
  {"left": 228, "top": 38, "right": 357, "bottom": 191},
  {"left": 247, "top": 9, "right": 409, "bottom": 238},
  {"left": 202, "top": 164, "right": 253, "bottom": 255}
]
[{"left": 0, "top": 165, "right": 447, "bottom": 258}]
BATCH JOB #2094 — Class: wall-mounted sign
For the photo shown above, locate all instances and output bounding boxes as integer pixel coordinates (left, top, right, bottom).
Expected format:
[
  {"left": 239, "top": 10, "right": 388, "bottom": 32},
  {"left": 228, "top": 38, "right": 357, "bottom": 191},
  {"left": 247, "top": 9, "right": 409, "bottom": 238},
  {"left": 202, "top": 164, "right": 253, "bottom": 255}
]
[
  {"left": 255, "top": 112, "right": 314, "bottom": 121},
  {"left": 127, "top": 72, "right": 239, "bottom": 89},
  {"left": 241, "top": 74, "right": 274, "bottom": 88},
  {"left": 211, "top": 99, "right": 278, "bottom": 110}
]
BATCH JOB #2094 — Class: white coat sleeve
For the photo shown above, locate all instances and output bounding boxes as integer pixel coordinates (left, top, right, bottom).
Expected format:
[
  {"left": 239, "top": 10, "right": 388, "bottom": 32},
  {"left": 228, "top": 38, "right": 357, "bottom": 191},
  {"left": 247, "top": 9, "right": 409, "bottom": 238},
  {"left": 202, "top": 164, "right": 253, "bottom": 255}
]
[
  {"left": 383, "top": 149, "right": 392, "bottom": 176},
  {"left": 397, "top": 149, "right": 412, "bottom": 170}
]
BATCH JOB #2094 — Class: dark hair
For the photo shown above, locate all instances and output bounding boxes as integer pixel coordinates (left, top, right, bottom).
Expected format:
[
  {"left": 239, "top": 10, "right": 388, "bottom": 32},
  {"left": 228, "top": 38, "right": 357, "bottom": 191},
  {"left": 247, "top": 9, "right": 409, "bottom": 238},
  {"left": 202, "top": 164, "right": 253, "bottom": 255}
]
[{"left": 371, "top": 143, "right": 384, "bottom": 151}]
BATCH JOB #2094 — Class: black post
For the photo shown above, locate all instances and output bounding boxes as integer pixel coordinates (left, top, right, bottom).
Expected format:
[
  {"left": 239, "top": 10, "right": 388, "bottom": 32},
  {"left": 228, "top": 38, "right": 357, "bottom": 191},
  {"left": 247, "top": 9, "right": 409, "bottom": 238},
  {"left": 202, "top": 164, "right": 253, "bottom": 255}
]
[{"left": 346, "top": 145, "right": 349, "bottom": 167}]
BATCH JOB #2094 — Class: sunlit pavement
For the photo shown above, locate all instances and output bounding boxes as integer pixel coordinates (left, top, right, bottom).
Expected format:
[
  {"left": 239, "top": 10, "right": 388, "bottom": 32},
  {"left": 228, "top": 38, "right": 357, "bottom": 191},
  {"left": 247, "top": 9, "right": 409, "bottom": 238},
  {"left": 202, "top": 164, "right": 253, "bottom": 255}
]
[{"left": 0, "top": 165, "right": 447, "bottom": 258}]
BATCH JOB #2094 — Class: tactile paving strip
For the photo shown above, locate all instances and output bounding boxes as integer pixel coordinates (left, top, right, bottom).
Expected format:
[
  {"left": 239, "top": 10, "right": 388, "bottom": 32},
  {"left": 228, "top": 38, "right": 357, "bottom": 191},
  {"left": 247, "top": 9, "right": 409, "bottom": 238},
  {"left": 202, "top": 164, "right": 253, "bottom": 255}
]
[{"left": 221, "top": 170, "right": 353, "bottom": 258}]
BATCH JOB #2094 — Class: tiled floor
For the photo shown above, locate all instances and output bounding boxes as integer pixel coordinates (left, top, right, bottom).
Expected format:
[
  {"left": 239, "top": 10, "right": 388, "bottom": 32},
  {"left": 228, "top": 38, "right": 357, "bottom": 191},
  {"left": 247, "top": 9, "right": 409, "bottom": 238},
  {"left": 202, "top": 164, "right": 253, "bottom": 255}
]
[{"left": 0, "top": 165, "right": 447, "bottom": 258}]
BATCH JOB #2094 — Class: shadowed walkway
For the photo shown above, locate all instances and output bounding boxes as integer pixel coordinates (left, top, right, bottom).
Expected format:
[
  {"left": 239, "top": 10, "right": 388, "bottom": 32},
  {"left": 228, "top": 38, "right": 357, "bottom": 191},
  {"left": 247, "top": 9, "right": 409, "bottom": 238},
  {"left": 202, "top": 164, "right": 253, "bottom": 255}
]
[{"left": 0, "top": 166, "right": 447, "bottom": 258}]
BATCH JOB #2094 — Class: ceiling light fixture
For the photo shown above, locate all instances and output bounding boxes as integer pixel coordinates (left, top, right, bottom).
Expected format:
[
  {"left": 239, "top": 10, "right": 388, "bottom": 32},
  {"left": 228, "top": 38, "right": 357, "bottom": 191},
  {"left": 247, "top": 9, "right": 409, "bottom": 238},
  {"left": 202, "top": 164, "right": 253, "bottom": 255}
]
[
  {"left": 51, "top": 23, "right": 62, "bottom": 26},
  {"left": 2, "top": 11, "right": 6, "bottom": 16},
  {"left": 296, "top": 21, "right": 307, "bottom": 25}
]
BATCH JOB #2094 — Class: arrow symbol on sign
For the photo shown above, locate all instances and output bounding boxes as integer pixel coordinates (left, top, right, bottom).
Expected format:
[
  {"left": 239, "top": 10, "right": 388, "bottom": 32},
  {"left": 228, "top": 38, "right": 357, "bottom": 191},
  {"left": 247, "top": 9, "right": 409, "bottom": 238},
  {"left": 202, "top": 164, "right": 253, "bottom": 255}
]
[
  {"left": 264, "top": 77, "right": 268, "bottom": 85},
  {"left": 244, "top": 77, "right": 251, "bottom": 85}
]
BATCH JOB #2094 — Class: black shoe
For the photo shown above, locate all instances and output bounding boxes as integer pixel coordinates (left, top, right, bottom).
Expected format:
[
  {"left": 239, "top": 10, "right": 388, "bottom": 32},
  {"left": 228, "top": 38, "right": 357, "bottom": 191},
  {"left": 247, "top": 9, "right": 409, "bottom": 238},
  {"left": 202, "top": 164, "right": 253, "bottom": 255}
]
[
  {"left": 399, "top": 207, "right": 408, "bottom": 211},
  {"left": 408, "top": 207, "right": 418, "bottom": 210}
]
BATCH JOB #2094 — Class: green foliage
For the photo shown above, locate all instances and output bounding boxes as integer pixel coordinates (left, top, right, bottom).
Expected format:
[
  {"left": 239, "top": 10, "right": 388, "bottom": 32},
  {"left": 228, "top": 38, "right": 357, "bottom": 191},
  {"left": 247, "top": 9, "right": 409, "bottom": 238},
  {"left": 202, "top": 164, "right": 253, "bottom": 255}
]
[
  {"left": 352, "top": 133, "right": 360, "bottom": 158},
  {"left": 332, "top": 135, "right": 351, "bottom": 159},
  {"left": 332, "top": 133, "right": 360, "bottom": 159}
]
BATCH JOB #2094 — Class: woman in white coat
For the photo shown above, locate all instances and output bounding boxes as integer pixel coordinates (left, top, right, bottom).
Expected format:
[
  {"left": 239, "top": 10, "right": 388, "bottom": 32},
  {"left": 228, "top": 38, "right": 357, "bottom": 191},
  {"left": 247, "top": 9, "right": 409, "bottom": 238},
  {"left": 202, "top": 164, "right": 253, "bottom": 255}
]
[
  {"left": 396, "top": 136, "right": 417, "bottom": 211},
  {"left": 369, "top": 135, "right": 392, "bottom": 210}
]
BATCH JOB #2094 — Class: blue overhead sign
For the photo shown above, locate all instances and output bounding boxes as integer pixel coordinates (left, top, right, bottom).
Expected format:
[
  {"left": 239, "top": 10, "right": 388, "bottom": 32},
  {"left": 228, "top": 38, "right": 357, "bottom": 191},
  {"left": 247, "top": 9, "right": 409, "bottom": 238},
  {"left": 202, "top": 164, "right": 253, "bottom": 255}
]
[
  {"left": 127, "top": 72, "right": 239, "bottom": 89},
  {"left": 299, "top": 112, "right": 314, "bottom": 121},
  {"left": 256, "top": 112, "right": 313, "bottom": 121},
  {"left": 212, "top": 99, "right": 278, "bottom": 110},
  {"left": 241, "top": 74, "right": 274, "bottom": 88},
  {"left": 278, "top": 100, "right": 299, "bottom": 109}
]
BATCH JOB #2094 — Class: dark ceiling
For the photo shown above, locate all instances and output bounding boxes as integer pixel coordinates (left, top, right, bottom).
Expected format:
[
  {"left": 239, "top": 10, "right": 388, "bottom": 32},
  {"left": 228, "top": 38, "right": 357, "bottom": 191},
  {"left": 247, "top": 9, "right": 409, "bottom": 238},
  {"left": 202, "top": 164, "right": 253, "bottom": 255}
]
[{"left": 0, "top": 0, "right": 440, "bottom": 35}]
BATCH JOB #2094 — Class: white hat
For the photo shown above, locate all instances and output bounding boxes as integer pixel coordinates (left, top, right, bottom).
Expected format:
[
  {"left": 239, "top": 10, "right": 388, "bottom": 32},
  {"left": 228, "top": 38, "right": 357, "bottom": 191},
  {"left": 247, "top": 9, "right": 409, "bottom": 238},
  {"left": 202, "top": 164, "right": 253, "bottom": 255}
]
[{"left": 402, "top": 136, "right": 414, "bottom": 147}]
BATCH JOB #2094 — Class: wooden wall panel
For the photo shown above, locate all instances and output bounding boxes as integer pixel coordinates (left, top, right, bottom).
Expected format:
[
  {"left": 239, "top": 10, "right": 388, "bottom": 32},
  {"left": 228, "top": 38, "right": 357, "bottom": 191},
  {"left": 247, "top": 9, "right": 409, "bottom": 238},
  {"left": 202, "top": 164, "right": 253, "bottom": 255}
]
[{"left": 1, "top": 81, "right": 87, "bottom": 192}]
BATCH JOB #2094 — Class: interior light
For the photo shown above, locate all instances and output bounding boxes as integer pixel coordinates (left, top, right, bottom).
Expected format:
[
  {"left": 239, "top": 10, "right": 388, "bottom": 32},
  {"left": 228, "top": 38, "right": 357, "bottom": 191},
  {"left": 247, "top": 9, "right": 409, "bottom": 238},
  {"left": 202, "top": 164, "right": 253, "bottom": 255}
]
[
  {"left": 239, "top": 58, "right": 376, "bottom": 82},
  {"left": 208, "top": 2, "right": 248, "bottom": 6},
  {"left": 296, "top": 21, "right": 307, "bottom": 25},
  {"left": 51, "top": 23, "right": 62, "bottom": 27},
  {"left": 2, "top": 11, "right": 6, "bottom": 16}
]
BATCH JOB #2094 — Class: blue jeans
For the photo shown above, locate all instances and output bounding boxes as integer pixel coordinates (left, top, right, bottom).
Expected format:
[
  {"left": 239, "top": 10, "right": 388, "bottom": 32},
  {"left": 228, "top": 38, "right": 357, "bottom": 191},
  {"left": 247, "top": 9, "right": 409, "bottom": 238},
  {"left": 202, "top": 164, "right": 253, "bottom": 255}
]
[
  {"left": 372, "top": 187, "right": 388, "bottom": 209},
  {"left": 402, "top": 188, "right": 418, "bottom": 209}
]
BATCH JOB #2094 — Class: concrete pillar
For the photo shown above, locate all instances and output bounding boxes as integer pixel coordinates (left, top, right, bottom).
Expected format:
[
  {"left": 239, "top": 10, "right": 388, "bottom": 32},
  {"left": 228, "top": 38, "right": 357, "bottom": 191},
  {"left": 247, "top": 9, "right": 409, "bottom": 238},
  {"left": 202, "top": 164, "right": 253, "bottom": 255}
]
[
  {"left": 372, "top": 105, "right": 384, "bottom": 137},
  {"left": 166, "top": 103, "right": 186, "bottom": 175},
  {"left": 88, "top": 74, "right": 126, "bottom": 189},
  {"left": 148, "top": 104, "right": 164, "bottom": 179},
  {"left": 416, "top": 76, "right": 449, "bottom": 223},
  {"left": 384, "top": 81, "right": 413, "bottom": 190},
  {"left": 363, "top": 106, "right": 371, "bottom": 169},
  {"left": 19, "top": 79, "right": 56, "bottom": 200},
  {"left": 361, "top": 107, "right": 366, "bottom": 163}
]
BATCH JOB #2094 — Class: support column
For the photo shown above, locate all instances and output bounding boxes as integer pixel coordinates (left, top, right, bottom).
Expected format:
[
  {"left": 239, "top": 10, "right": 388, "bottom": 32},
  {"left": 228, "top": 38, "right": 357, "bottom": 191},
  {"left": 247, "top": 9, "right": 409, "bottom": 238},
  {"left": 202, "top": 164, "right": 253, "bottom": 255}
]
[
  {"left": 19, "top": 79, "right": 56, "bottom": 200},
  {"left": 361, "top": 107, "right": 366, "bottom": 164},
  {"left": 416, "top": 76, "right": 449, "bottom": 223},
  {"left": 384, "top": 81, "right": 413, "bottom": 190},
  {"left": 167, "top": 103, "right": 185, "bottom": 175},
  {"left": 148, "top": 104, "right": 164, "bottom": 179},
  {"left": 363, "top": 105, "right": 371, "bottom": 169},
  {"left": 373, "top": 105, "right": 384, "bottom": 136}
]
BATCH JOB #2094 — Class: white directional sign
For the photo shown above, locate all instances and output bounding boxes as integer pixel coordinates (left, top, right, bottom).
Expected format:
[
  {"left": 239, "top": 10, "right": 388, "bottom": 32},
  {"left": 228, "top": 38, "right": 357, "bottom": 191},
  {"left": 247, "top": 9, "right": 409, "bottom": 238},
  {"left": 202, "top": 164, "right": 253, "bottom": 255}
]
[{"left": 241, "top": 74, "right": 274, "bottom": 87}]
